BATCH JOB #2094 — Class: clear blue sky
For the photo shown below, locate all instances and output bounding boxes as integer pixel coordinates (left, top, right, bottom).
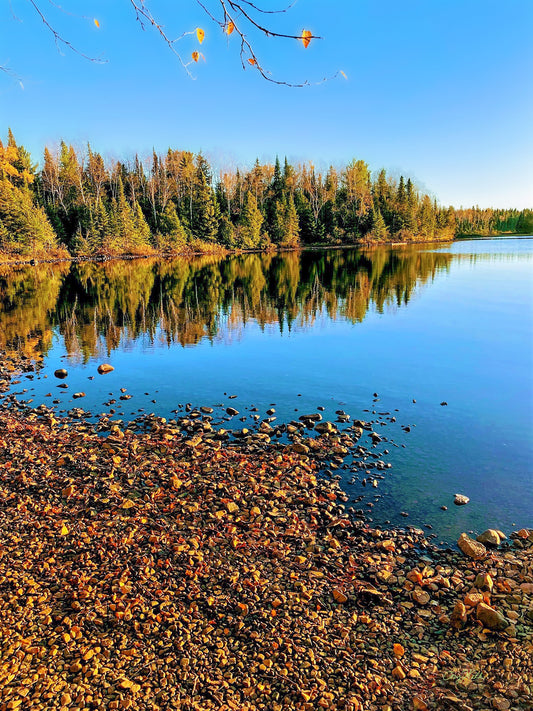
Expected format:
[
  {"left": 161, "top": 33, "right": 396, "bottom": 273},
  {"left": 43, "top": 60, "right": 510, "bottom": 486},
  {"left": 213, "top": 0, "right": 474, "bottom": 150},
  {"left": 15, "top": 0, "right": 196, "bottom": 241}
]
[{"left": 1, "top": 0, "right": 532, "bottom": 209}]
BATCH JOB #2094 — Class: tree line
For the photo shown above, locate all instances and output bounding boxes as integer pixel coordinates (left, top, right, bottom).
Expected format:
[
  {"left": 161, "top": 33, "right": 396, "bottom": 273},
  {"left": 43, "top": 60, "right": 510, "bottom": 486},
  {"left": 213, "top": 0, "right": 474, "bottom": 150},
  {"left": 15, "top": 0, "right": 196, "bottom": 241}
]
[{"left": 0, "top": 130, "right": 530, "bottom": 259}]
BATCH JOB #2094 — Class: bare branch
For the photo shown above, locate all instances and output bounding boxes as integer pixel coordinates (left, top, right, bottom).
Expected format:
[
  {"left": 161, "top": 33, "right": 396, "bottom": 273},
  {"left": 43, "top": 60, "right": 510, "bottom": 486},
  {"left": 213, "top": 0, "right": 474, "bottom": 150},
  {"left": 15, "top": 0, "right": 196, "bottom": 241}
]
[
  {"left": 26, "top": 0, "right": 107, "bottom": 63},
  {"left": 128, "top": 1, "right": 195, "bottom": 78}
]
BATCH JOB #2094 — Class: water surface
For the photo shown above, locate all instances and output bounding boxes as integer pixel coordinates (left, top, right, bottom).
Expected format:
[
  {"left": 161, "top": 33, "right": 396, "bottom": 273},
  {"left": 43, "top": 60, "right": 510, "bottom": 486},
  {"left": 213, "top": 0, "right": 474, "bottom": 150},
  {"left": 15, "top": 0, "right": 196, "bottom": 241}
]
[{"left": 1, "top": 239, "right": 532, "bottom": 542}]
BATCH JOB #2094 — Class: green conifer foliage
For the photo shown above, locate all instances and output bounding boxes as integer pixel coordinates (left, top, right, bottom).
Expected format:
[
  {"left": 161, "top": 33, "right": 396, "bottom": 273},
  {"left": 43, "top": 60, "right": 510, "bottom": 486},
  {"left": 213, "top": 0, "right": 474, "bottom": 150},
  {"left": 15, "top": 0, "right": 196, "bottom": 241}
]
[
  {"left": 159, "top": 202, "right": 188, "bottom": 250},
  {"left": 193, "top": 172, "right": 218, "bottom": 243},
  {"left": 239, "top": 192, "right": 263, "bottom": 249},
  {"left": 0, "top": 178, "right": 57, "bottom": 255}
]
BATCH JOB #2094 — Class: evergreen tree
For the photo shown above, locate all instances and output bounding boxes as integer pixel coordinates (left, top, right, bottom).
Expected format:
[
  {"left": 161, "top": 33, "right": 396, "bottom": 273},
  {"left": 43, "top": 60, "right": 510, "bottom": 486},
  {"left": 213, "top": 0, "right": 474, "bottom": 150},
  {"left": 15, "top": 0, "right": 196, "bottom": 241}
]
[
  {"left": 239, "top": 192, "right": 263, "bottom": 249},
  {"left": 193, "top": 172, "right": 218, "bottom": 242},
  {"left": 159, "top": 202, "right": 188, "bottom": 250}
]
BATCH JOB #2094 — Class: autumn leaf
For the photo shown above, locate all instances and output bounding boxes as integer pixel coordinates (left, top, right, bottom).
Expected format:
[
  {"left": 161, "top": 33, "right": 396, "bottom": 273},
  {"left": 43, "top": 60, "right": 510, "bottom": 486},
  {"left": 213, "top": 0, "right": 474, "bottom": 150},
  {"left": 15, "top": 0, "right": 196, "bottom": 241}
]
[
  {"left": 225, "top": 21, "right": 235, "bottom": 36},
  {"left": 196, "top": 28, "right": 205, "bottom": 44},
  {"left": 192, "top": 51, "right": 200, "bottom": 63},
  {"left": 94, "top": 18, "right": 100, "bottom": 29},
  {"left": 301, "top": 29, "right": 312, "bottom": 49},
  {"left": 60, "top": 523, "right": 69, "bottom": 536},
  {"left": 340, "top": 70, "right": 348, "bottom": 80},
  {"left": 248, "top": 58, "right": 257, "bottom": 66}
]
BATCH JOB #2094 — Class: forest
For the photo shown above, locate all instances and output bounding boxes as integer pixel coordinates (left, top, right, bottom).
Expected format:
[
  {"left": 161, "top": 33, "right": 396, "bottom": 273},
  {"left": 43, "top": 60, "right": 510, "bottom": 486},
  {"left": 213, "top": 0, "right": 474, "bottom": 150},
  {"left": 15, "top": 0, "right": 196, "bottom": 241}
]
[{"left": 0, "top": 130, "right": 531, "bottom": 259}]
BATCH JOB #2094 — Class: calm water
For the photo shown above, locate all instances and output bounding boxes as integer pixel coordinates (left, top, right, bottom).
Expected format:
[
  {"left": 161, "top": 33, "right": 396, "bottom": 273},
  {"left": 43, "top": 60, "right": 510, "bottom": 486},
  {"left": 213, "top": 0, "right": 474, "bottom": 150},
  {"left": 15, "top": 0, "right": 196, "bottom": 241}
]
[{"left": 1, "top": 238, "right": 532, "bottom": 542}]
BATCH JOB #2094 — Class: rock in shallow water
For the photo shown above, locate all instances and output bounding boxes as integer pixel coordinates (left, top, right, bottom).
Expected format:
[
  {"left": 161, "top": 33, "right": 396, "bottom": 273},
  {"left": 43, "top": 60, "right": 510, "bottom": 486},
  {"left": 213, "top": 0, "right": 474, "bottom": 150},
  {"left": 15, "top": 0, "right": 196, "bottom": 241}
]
[
  {"left": 97, "top": 363, "right": 114, "bottom": 374},
  {"left": 476, "top": 528, "right": 503, "bottom": 546},
  {"left": 454, "top": 493, "right": 470, "bottom": 506}
]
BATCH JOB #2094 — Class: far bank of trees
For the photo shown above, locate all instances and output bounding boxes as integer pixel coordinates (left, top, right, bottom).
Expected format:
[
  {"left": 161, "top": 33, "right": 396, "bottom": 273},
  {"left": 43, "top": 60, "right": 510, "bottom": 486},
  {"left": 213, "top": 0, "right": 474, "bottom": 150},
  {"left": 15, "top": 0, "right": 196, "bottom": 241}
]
[{"left": 0, "top": 130, "right": 531, "bottom": 259}]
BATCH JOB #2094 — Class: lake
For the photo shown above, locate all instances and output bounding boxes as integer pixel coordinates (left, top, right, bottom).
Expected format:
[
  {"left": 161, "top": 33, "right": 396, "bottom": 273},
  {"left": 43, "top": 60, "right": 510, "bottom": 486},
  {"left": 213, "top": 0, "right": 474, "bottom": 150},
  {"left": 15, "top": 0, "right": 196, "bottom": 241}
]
[{"left": 1, "top": 237, "right": 532, "bottom": 543}]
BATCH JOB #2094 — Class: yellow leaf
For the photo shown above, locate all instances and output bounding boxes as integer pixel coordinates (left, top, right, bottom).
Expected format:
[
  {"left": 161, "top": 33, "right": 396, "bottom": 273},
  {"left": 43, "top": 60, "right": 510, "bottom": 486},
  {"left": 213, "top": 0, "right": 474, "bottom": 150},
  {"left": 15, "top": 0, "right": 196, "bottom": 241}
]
[
  {"left": 226, "top": 21, "right": 235, "bottom": 36},
  {"left": 340, "top": 70, "right": 348, "bottom": 80},
  {"left": 94, "top": 18, "right": 100, "bottom": 29},
  {"left": 196, "top": 28, "right": 205, "bottom": 44},
  {"left": 192, "top": 51, "right": 200, "bottom": 63},
  {"left": 121, "top": 499, "right": 135, "bottom": 509},
  {"left": 60, "top": 524, "right": 69, "bottom": 536},
  {"left": 301, "top": 29, "right": 312, "bottom": 49},
  {"left": 248, "top": 58, "right": 257, "bottom": 66}
]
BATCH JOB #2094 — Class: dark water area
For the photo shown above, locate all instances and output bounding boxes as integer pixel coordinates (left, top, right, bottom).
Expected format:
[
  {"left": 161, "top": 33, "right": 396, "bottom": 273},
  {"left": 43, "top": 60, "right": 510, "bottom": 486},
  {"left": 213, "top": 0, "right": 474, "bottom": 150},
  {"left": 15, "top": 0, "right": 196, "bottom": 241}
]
[{"left": 1, "top": 238, "right": 532, "bottom": 543}]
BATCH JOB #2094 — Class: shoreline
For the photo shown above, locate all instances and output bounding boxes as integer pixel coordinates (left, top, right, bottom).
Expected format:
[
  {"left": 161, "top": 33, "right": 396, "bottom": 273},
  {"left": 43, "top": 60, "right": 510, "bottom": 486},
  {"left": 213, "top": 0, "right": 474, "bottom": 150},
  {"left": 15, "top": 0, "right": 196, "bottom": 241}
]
[
  {"left": 0, "top": 354, "right": 532, "bottom": 710},
  {"left": 0, "top": 236, "right": 457, "bottom": 269},
  {"left": 2, "top": 232, "right": 531, "bottom": 269}
]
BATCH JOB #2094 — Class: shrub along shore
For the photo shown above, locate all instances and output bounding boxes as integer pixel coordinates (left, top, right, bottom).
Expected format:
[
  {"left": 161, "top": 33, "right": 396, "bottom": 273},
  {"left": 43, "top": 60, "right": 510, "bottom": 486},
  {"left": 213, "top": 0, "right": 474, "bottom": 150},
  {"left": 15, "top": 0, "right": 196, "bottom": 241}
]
[{"left": 0, "top": 353, "right": 532, "bottom": 711}]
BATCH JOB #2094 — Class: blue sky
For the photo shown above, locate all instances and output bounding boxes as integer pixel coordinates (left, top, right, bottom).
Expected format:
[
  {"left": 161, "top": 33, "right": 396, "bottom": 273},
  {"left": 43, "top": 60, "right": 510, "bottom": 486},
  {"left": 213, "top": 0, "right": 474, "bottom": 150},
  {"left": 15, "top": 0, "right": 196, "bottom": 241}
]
[{"left": 1, "top": 0, "right": 532, "bottom": 209}]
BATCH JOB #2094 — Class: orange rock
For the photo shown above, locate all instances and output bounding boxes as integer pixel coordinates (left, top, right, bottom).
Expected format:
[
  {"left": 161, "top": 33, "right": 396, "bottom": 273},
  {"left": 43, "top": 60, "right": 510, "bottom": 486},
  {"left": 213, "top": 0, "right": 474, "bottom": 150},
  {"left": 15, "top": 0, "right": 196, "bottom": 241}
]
[
  {"left": 333, "top": 588, "right": 348, "bottom": 604},
  {"left": 450, "top": 600, "right": 467, "bottom": 629},
  {"left": 393, "top": 643, "right": 405, "bottom": 657},
  {"left": 97, "top": 363, "right": 114, "bottom": 374},
  {"left": 464, "top": 592, "right": 484, "bottom": 607},
  {"left": 392, "top": 665, "right": 406, "bottom": 680}
]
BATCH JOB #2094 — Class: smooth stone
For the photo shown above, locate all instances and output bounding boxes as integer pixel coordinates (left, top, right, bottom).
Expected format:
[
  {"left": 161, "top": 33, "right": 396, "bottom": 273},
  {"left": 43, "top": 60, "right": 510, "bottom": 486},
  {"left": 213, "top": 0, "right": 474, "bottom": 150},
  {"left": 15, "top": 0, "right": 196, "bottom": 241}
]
[
  {"left": 54, "top": 369, "right": 68, "bottom": 379},
  {"left": 226, "top": 407, "right": 239, "bottom": 416},
  {"left": 314, "top": 421, "right": 335, "bottom": 434},
  {"left": 72, "top": 392, "right": 86, "bottom": 399},
  {"left": 457, "top": 533, "right": 487, "bottom": 559},
  {"left": 298, "top": 413, "right": 322, "bottom": 422},
  {"left": 97, "top": 363, "right": 114, "bottom": 374},
  {"left": 454, "top": 493, "right": 470, "bottom": 506},
  {"left": 476, "top": 529, "right": 502, "bottom": 546},
  {"left": 476, "top": 602, "right": 508, "bottom": 631}
]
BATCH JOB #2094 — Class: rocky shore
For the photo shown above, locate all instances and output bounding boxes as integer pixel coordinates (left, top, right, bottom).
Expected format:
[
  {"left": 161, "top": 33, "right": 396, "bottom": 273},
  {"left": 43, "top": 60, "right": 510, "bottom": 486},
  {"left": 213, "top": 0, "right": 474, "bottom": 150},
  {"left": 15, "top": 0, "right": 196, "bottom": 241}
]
[{"left": 0, "top": 356, "right": 531, "bottom": 711}]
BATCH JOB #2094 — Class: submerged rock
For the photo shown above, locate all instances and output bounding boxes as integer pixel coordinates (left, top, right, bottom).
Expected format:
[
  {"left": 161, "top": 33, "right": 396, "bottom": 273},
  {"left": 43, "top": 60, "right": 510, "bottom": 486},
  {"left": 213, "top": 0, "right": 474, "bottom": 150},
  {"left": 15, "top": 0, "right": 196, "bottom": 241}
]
[
  {"left": 454, "top": 493, "right": 470, "bottom": 506},
  {"left": 54, "top": 368, "right": 68, "bottom": 379}
]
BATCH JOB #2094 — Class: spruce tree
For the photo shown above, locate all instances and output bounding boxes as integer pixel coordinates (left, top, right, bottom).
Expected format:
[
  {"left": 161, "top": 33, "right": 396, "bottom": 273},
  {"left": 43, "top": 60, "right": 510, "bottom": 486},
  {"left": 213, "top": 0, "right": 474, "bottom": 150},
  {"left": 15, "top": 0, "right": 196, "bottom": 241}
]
[
  {"left": 239, "top": 192, "right": 263, "bottom": 249},
  {"left": 193, "top": 172, "right": 218, "bottom": 242}
]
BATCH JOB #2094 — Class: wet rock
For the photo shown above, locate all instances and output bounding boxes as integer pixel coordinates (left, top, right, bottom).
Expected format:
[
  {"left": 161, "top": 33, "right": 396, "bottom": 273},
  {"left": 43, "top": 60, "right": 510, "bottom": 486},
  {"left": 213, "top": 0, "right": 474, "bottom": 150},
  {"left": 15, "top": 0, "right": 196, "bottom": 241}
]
[
  {"left": 476, "top": 602, "right": 508, "bottom": 630},
  {"left": 457, "top": 533, "right": 487, "bottom": 559},
  {"left": 476, "top": 529, "right": 503, "bottom": 546},
  {"left": 97, "top": 363, "right": 114, "bottom": 374},
  {"left": 454, "top": 493, "right": 470, "bottom": 506},
  {"left": 314, "top": 421, "right": 336, "bottom": 434},
  {"left": 226, "top": 407, "right": 239, "bottom": 417},
  {"left": 72, "top": 392, "right": 86, "bottom": 399},
  {"left": 292, "top": 442, "right": 310, "bottom": 455},
  {"left": 299, "top": 413, "right": 322, "bottom": 422},
  {"left": 54, "top": 369, "right": 68, "bottom": 379}
]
